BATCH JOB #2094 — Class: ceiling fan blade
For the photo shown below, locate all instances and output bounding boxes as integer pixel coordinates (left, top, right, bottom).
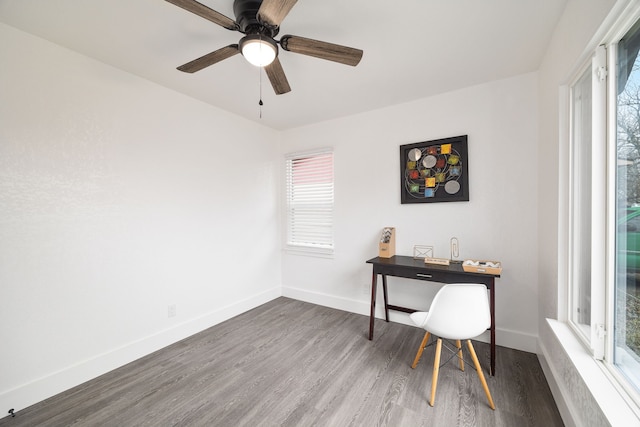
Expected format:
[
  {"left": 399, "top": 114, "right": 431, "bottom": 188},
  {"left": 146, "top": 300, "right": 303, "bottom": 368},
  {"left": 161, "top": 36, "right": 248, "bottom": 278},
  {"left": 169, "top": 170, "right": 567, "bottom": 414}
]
[
  {"left": 257, "top": 0, "right": 298, "bottom": 28},
  {"left": 280, "top": 35, "right": 363, "bottom": 66},
  {"left": 264, "top": 58, "right": 291, "bottom": 95},
  {"left": 177, "top": 45, "right": 240, "bottom": 73},
  {"left": 165, "top": 0, "right": 238, "bottom": 31}
]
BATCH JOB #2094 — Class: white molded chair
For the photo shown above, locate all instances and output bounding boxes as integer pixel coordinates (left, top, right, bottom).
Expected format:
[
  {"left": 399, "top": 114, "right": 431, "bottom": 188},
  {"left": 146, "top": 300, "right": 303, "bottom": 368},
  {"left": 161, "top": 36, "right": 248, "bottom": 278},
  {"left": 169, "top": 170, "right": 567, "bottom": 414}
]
[{"left": 409, "top": 283, "right": 495, "bottom": 409}]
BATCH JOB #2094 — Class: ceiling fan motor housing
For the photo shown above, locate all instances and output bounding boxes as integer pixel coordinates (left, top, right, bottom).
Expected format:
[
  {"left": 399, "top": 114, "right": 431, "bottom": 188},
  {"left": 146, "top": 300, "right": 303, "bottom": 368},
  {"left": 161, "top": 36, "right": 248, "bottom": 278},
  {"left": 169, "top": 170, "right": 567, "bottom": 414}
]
[{"left": 233, "top": 0, "right": 278, "bottom": 36}]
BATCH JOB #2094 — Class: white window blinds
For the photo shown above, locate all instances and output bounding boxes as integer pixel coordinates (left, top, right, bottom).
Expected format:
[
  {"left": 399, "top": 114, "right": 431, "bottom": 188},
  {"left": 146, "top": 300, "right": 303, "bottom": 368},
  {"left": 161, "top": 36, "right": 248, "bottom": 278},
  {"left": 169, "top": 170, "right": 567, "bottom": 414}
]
[{"left": 285, "top": 149, "right": 334, "bottom": 253}]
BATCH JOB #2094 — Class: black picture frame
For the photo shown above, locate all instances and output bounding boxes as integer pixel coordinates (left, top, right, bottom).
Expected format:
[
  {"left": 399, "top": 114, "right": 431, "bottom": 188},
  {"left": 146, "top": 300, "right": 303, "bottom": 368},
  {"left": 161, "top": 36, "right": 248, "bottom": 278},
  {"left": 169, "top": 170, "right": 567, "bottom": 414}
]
[{"left": 400, "top": 135, "right": 469, "bottom": 204}]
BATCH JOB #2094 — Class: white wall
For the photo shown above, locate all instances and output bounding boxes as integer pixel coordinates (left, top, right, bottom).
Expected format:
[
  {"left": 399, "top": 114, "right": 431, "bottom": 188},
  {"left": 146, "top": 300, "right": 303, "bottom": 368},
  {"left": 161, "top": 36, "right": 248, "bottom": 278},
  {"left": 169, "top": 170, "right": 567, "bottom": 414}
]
[
  {"left": 0, "top": 23, "right": 282, "bottom": 412},
  {"left": 280, "top": 72, "right": 540, "bottom": 352}
]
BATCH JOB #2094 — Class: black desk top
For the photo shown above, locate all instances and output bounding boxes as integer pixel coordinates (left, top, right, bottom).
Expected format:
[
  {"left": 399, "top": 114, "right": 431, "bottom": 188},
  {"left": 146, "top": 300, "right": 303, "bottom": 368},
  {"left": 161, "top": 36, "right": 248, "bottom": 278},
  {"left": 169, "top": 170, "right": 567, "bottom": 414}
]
[{"left": 366, "top": 255, "right": 500, "bottom": 278}]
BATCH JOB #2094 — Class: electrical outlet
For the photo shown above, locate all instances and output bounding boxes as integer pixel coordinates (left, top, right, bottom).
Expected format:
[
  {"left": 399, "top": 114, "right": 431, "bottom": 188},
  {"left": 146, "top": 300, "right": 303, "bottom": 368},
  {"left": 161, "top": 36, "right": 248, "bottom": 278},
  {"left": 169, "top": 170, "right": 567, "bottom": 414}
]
[
  {"left": 362, "top": 283, "right": 370, "bottom": 295},
  {"left": 168, "top": 304, "right": 176, "bottom": 318}
]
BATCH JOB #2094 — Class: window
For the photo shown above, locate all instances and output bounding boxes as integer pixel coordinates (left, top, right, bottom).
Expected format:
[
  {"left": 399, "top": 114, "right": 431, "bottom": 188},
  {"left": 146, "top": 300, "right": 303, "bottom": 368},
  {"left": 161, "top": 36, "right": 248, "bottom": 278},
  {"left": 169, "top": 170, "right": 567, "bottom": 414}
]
[
  {"left": 568, "top": 44, "right": 608, "bottom": 358},
  {"left": 567, "top": 8, "right": 640, "bottom": 405},
  {"left": 284, "top": 148, "right": 334, "bottom": 255},
  {"left": 569, "top": 63, "right": 593, "bottom": 341},
  {"left": 615, "top": 18, "right": 640, "bottom": 396}
]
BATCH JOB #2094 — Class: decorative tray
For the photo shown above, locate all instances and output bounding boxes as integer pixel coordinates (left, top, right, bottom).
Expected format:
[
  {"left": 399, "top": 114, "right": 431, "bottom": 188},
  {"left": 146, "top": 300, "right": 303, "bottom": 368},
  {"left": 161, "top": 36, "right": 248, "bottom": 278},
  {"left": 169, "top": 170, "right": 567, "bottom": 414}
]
[{"left": 462, "top": 260, "right": 502, "bottom": 275}]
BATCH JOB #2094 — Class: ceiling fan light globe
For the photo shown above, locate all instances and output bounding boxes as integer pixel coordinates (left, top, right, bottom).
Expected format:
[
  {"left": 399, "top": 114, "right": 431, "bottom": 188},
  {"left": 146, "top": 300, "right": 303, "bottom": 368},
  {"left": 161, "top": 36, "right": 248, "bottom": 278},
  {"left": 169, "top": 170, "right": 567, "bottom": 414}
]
[{"left": 240, "top": 36, "right": 277, "bottom": 67}]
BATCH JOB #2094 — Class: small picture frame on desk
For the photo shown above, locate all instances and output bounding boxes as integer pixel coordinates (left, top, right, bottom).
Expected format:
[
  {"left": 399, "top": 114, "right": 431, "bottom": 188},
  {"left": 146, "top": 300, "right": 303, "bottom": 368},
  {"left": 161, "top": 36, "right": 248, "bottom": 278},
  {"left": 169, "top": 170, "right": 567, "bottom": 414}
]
[{"left": 413, "top": 245, "right": 433, "bottom": 259}]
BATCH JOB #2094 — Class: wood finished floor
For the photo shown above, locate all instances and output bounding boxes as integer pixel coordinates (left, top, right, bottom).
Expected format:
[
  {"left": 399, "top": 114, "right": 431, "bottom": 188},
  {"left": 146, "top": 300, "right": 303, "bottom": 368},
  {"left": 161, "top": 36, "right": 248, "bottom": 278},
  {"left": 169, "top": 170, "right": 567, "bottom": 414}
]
[{"left": 1, "top": 297, "right": 563, "bottom": 427}]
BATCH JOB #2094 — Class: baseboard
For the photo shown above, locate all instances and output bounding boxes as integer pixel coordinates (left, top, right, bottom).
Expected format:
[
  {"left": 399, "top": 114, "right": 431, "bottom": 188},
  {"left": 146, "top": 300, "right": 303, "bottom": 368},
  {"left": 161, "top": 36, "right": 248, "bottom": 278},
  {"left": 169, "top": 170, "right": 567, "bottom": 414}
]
[
  {"left": 281, "top": 285, "right": 538, "bottom": 353},
  {"left": 0, "top": 287, "right": 281, "bottom": 417},
  {"left": 282, "top": 286, "right": 373, "bottom": 317}
]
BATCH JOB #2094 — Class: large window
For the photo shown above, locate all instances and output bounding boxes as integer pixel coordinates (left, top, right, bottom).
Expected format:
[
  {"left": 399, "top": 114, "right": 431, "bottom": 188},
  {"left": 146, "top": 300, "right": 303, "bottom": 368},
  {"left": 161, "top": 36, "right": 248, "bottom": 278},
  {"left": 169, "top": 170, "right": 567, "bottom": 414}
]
[
  {"left": 284, "top": 148, "right": 334, "bottom": 255},
  {"left": 568, "top": 9, "right": 640, "bottom": 404},
  {"left": 615, "top": 18, "right": 640, "bottom": 395}
]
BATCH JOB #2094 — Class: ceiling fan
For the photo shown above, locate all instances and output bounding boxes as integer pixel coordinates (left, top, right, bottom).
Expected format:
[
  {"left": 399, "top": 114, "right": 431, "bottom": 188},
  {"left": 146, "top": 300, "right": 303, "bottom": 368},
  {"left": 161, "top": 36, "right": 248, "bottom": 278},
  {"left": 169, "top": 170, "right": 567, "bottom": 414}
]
[{"left": 165, "top": 0, "right": 364, "bottom": 95}]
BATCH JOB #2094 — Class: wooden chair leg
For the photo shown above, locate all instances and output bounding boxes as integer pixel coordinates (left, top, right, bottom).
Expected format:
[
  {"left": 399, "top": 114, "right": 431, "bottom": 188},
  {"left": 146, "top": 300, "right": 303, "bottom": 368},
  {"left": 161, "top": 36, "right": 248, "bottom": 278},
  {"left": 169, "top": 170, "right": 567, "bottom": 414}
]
[
  {"left": 411, "top": 331, "right": 431, "bottom": 369},
  {"left": 430, "top": 338, "right": 442, "bottom": 406},
  {"left": 455, "top": 339, "right": 464, "bottom": 371},
  {"left": 466, "top": 340, "right": 495, "bottom": 410}
]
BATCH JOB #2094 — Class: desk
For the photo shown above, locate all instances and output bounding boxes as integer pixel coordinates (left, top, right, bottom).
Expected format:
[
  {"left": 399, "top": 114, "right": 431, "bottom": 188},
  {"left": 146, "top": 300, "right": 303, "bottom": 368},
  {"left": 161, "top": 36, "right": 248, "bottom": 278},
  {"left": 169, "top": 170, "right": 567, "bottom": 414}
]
[{"left": 366, "top": 255, "right": 499, "bottom": 375}]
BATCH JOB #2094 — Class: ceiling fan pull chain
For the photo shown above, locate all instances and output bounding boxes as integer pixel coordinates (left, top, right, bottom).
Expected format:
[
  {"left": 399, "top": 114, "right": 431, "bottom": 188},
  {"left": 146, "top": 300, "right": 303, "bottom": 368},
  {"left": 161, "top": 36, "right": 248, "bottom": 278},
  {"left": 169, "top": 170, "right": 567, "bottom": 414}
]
[{"left": 258, "top": 65, "right": 264, "bottom": 119}]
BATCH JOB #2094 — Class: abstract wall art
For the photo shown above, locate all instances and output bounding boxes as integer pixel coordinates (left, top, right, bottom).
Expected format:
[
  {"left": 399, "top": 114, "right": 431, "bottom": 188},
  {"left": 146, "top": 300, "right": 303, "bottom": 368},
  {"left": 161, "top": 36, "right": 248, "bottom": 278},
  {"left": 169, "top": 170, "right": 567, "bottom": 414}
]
[{"left": 400, "top": 135, "right": 469, "bottom": 204}]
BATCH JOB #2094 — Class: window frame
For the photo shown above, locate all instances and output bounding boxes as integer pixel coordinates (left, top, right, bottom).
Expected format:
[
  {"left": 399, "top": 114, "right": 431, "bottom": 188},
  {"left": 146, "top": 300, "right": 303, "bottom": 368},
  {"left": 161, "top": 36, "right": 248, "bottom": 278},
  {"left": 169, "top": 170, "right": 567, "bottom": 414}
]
[
  {"left": 567, "top": 59, "right": 597, "bottom": 350},
  {"left": 283, "top": 147, "right": 335, "bottom": 257}
]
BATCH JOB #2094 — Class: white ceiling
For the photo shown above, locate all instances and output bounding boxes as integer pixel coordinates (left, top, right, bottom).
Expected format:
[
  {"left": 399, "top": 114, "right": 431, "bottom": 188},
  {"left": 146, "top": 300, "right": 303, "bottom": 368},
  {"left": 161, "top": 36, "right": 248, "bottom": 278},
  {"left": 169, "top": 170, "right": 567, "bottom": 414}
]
[{"left": 0, "top": 0, "right": 567, "bottom": 130}]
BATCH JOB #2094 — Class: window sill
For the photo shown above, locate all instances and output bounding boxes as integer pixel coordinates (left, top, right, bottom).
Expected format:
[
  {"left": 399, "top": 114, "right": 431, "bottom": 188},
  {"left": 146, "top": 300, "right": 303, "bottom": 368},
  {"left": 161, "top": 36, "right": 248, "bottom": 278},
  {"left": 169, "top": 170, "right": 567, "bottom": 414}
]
[
  {"left": 545, "top": 319, "right": 640, "bottom": 426},
  {"left": 283, "top": 245, "right": 334, "bottom": 259}
]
